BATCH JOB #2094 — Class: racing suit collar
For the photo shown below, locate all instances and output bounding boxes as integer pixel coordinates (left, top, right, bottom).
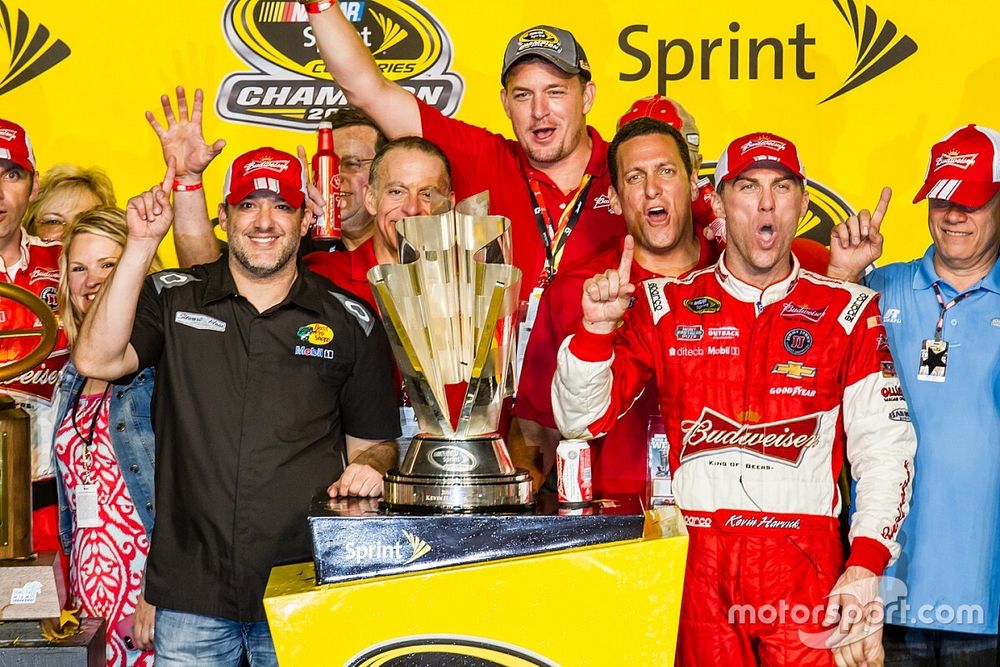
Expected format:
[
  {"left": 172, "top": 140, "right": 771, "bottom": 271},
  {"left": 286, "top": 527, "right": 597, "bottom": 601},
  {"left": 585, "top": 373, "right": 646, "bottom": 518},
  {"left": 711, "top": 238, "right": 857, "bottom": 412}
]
[{"left": 715, "top": 250, "right": 801, "bottom": 308}]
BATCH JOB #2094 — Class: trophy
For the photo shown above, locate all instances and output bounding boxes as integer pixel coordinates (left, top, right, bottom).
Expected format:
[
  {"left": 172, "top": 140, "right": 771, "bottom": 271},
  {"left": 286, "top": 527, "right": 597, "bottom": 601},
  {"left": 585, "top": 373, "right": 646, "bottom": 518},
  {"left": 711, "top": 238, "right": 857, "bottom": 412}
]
[{"left": 367, "top": 193, "right": 532, "bottom": 511}]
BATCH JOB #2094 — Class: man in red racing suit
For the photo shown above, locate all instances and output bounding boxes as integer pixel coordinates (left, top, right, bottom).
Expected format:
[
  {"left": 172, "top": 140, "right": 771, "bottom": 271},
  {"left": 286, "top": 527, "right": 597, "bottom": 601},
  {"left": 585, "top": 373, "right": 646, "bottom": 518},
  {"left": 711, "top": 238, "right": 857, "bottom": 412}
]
[{"left": 553, "top": 132, "right": 915, "bottom": 667}]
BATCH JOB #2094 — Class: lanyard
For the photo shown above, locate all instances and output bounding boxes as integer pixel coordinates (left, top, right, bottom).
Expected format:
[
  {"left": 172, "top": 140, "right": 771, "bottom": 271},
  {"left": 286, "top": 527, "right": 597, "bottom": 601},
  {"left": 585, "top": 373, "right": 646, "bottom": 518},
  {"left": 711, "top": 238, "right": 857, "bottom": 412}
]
[
  {"left": 931, "top": 282, "right": 973, "bottom": 341},
  {"left": 71, "top": 385, "right": 111, "bottom": 485},
  {"left": 525, "top": 174, "right": 593, "bottom": 285}
]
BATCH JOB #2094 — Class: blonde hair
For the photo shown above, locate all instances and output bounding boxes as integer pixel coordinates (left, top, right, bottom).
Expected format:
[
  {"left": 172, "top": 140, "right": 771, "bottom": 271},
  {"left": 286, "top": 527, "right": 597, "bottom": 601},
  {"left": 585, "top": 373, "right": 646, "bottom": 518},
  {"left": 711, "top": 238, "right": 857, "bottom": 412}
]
[
  {"left": 23, "top": 164, "right": 116, "bottom": 237},
  {"left": 58, "top": 207, "right": 163, "bottom": 343}
]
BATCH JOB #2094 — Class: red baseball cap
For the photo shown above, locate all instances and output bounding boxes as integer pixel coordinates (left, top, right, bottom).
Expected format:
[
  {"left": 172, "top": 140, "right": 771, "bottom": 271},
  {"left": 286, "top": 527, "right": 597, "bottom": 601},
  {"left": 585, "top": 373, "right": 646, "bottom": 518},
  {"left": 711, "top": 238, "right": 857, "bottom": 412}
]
[
  {"left": 617, "top": 95, "right": 701, "bottom": 155},
  {"left": 0, "top": 119, "right": 36, "bottom": 173},
  {"left": 715, "top": 132, "right": 806, "bottom": 185},
  {"left": 223, "top": 147, "right": 307, "bottom": 208},
  {"left": 913, "top": 124, "right": 1000, "bottom": 208}
]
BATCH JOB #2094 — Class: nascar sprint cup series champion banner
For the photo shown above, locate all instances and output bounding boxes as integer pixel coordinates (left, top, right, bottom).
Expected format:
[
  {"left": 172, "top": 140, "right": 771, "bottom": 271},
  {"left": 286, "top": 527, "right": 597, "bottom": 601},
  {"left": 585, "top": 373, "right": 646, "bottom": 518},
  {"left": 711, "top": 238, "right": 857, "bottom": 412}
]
[{"left": 2, "top": 0, "right": 997, "bottom": 265}]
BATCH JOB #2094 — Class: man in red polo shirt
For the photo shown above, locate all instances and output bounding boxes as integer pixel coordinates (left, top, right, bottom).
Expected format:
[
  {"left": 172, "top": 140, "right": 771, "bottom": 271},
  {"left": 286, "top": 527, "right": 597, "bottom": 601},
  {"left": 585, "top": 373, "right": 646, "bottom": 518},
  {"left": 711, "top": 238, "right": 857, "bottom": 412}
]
[
  {"left": 0, "top": 118, "right": 71, "bottom": 564},
  {"left": 302, "top": 8, "right": 624, "bottom": 308},
  {"left": 512, "top": 116, "right": 718, "bottom": 494},
  {"left": 305, "top": 136, "right": 454, "bottom": 310}
]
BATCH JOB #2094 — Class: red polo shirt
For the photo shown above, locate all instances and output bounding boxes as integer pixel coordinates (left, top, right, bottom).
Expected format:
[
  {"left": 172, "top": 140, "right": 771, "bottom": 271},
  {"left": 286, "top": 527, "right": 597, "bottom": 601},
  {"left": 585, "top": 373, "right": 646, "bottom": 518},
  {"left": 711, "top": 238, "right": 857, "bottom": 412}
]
[
  {"left": 513, "top": 234, "right": 719, "bottom": 497},
  {"left": 417, "top": 101, "right": 625, "bottom": 302},
  {"left": 303, "top": 238, "right": 379, "bottom": 312}
]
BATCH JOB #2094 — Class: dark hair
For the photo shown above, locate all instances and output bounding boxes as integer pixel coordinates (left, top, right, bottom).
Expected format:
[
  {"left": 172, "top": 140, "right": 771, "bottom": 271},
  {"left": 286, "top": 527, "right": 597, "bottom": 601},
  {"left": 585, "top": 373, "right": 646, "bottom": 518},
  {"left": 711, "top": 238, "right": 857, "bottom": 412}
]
[
  {"left": 608, "top": 117, "right": 693, "bottom": 188},
  {"left": 324, "top": 107, "right": 387, "bottom": 152},
  {"left": 369, "top": 136, "right": 452, "bottom": 191}
]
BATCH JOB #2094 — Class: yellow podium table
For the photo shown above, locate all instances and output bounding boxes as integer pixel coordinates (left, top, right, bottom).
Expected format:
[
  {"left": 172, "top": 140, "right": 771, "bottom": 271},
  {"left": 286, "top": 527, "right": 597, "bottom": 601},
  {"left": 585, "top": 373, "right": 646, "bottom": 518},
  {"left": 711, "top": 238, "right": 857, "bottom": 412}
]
[{"left": 265, "top": 535, "right": 687, "bottom": 666}]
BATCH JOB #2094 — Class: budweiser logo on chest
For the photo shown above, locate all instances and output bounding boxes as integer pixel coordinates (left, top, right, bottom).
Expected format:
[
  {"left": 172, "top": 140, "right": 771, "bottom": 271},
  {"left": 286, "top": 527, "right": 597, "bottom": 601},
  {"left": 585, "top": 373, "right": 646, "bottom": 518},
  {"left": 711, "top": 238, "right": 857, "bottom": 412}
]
[
  {"left": 680, "top": 407, "right": 822, "bottom": 466},
  {"left": 0, "top": 351, "right": 69, "bottom": 401}
]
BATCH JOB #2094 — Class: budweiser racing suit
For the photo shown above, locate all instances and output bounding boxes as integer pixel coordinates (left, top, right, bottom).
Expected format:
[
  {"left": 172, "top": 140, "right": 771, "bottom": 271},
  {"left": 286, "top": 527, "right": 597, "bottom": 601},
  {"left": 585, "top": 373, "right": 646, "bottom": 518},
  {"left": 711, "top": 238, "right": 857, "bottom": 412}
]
[
  {"left": 0, "top": 232, "right": 70, "bottom": 567},
  {"left": 553, "top": 253, "right": 915, "bottom": 666}
]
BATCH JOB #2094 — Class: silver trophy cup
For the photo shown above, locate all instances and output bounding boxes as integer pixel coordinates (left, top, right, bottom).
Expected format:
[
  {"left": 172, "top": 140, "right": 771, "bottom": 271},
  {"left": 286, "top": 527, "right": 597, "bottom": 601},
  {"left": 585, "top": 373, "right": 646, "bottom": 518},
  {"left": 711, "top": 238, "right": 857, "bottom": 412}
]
[{"left": 367, "top": 194, "right": 532, "bottom": 511}]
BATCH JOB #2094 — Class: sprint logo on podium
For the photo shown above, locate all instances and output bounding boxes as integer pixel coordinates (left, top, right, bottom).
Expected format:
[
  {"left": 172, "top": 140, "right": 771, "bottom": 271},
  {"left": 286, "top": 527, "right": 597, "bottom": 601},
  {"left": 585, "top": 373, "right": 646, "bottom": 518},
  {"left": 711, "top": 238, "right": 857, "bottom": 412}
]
[{"left": 343, "top": 530, "right": 432, "bottom": 565}]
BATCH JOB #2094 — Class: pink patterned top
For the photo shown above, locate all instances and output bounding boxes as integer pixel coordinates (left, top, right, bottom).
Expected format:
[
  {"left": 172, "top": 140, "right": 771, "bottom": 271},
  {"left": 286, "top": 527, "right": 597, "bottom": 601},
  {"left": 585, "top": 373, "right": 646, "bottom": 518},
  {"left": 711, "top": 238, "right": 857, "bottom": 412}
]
[{"left": 55, "top": 391, "right": 154, "bottom": 667}]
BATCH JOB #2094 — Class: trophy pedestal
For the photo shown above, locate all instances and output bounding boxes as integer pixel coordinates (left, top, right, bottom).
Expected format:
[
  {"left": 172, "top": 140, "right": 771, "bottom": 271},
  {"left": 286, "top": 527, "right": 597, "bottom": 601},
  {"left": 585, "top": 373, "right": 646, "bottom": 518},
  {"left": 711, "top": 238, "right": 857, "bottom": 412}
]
[
  {"left": 384, "top": 469, "right": 533, "bottom": 512},
  {"left": 384, "top": 434, "right": 533, "bottom": 512}
]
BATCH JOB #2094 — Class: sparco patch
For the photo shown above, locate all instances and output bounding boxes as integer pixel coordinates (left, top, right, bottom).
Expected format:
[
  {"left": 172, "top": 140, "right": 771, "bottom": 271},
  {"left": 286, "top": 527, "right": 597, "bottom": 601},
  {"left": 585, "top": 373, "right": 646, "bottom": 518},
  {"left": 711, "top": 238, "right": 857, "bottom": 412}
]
[
  {"left": 218, "top": 0, "right": 464, "bottom": 130},
  {"left": 643, "top": 278, "right": 671, "bottom": 325}
]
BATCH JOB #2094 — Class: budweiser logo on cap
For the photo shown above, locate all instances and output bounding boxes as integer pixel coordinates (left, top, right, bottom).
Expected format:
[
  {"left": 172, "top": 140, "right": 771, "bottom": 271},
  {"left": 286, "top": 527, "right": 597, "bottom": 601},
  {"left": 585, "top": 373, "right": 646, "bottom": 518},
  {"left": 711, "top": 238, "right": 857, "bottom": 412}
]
[
  {"left": 0, "top": 129, "right": 16, "bottom": 142},
  {"left": 741, "top": 137, "right": 787, "bottom": 154},
  {"left": 934, "top": 151, "right": 978, "bottom": 171},
  {"left": 243, "top": 158, "right": 290, "bottom": 175}
]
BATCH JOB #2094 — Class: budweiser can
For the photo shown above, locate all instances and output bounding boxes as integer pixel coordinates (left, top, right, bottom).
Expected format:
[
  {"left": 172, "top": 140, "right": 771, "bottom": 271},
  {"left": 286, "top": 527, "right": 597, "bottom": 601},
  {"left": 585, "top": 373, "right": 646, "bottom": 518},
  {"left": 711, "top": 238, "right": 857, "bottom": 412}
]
[{"left": 557, "top": 439, "right": 592, "bottom": 503}]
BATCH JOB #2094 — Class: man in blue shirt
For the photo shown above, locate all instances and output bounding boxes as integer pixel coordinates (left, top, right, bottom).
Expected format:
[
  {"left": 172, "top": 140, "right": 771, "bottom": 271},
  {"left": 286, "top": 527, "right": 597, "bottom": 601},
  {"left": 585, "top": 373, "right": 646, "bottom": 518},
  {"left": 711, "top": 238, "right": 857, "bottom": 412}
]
[{"left": 830, "top": 124, "right": 1000, "bottom": 665}]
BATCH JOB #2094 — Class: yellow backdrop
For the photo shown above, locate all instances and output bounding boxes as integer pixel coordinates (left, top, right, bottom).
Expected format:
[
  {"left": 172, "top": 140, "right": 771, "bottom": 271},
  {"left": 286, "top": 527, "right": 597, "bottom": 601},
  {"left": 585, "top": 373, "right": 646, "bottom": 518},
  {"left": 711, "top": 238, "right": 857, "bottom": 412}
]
[{"left": 3, "top": 0, "right": 998, "bottom": 265}]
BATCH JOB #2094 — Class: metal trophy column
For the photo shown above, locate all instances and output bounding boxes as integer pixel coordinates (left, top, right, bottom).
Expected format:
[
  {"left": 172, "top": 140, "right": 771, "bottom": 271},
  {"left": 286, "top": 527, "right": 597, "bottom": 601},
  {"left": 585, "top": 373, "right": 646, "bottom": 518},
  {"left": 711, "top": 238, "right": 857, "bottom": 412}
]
[{"left": 368, "top": 193, "right": 531, "bottom": 511}]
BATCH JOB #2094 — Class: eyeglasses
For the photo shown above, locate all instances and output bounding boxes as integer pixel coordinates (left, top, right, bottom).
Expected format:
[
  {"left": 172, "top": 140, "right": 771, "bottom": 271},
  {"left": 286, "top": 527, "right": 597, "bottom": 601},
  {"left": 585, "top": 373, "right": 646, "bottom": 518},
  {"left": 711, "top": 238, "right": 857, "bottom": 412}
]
[{"left": 340, "top": 157, "right": 374, "bottom": 175}]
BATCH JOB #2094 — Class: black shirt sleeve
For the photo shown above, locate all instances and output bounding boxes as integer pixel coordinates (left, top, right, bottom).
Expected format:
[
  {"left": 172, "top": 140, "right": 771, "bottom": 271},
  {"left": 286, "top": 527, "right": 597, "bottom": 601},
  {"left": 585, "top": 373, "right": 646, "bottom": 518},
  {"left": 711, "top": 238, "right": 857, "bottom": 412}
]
[
  {"left": 129, "top": 276, "right": 165, "bottom": 372},
  {"left": 340, "top": 301, "right": 402, "bottom": 441}
]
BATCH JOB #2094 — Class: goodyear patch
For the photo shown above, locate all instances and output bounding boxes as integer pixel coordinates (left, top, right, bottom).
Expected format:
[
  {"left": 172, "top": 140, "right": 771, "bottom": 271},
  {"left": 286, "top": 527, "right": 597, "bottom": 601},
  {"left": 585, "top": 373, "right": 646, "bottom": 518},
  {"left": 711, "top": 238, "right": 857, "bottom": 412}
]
[{"left": 297, "top": 322, "right": 334, "bottom": 345}]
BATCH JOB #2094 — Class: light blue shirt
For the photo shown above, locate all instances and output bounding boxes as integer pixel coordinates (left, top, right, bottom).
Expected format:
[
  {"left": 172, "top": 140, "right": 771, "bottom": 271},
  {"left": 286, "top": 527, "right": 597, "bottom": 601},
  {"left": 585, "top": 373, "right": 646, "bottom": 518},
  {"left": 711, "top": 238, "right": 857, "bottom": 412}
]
[{"left": 866, "top": 246, "right": 1000, "bottom": 634}]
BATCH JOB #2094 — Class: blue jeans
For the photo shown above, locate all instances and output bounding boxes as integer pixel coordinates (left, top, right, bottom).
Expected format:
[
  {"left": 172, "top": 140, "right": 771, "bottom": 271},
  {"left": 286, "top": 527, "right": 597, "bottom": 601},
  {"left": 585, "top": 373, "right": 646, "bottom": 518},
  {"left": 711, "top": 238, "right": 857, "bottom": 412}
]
[
  {"left": 153, "top": 607, "right": 278, "bottom": 666},
  {"left": 883, "top": 624, "right": 998, "bottom": 666}
]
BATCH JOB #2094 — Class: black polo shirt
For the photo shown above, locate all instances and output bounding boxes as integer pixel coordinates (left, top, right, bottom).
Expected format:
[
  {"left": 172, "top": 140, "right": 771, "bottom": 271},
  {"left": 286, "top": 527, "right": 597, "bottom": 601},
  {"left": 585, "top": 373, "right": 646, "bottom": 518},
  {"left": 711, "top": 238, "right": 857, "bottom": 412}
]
[{"left": 130, "top": 255, "right": 399, "bottom": 621}]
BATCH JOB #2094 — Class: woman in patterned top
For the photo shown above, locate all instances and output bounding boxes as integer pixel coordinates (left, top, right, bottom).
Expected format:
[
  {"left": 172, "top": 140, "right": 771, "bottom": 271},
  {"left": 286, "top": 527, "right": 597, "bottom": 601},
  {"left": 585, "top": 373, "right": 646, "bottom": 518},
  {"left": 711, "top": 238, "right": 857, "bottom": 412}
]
[{"left": 52, "top": 207, "right": 162, "bottom": 666}]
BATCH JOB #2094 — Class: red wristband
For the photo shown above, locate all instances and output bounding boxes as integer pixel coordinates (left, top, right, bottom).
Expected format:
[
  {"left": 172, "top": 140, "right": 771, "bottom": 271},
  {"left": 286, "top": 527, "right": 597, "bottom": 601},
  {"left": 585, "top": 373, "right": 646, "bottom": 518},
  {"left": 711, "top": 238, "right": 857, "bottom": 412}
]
[
  {"left": 172, "top": 180, "right": 203, "bottom": 192},
  {"left": 304, "top": 0, "right": 335, "bottom": 14}
]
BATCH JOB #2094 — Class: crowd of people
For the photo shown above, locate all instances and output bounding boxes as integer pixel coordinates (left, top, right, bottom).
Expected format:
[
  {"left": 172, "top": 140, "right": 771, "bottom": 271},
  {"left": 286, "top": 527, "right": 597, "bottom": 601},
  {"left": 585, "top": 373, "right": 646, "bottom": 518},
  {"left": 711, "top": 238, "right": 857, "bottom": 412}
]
[{"left": 0, "top": 4, "right": 997, "bottom": 666}]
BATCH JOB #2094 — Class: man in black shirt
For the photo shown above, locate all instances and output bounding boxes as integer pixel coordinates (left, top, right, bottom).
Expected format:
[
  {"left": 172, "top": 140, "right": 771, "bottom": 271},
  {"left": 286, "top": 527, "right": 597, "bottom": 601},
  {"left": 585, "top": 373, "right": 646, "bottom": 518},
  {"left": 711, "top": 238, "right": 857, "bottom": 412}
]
[{"left": 74, "top": 147, "right": 400, "bottom": 666}]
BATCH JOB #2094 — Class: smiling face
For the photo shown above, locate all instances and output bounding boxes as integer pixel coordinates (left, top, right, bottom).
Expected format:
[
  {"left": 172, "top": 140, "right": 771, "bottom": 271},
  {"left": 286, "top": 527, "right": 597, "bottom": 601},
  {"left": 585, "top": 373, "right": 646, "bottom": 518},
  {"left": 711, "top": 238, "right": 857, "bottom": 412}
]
[
  {"left": 333, "top": 124, "right": 379, "bottom": 236},
  {"left": 67, "top": 231, "right": 123, "bottom": 317},
  {"left": 610, "top": 133, "right": 697, "bottom": 266},
  {"left": 928, "top": 191, "right": 1000, "bottom": 280},
  {"left": 500, "top": 59, "right": 595, "bottom": 169},
  {"left": 219, "top": 192, "right": 307, "bottom": 279},
  {"left": 718, "top": 166, "right": 808, "bottom": 287},
  {"left": 31, "top": 185, "right": 101, "bottom": 241},
  {"left": 365, "top": 146, "right": 453, "bottom": 261}
]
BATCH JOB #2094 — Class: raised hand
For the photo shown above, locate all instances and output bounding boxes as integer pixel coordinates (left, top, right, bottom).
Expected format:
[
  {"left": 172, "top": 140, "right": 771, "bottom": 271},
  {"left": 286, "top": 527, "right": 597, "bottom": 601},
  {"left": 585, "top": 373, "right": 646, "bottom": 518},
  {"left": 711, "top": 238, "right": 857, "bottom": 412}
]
[
  {"left": 828, "top": 187, "right": 890, "bottom": 281},
  {"left": 581, "top": 235, "right": 636, "bottom": 335},
  {"left": 126, "top": 159, "right": 176, "bottom": 243},
  {"left": 297, "top": 144, "right": 325, "bottom": 229},
  {"left": 146, "top": 86, "right": 226, "bottom": 182}
]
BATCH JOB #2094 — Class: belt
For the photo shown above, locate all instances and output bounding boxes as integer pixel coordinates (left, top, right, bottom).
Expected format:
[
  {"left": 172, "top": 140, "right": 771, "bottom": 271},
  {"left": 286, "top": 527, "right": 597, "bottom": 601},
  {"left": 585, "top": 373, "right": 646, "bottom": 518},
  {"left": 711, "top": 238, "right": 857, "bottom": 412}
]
[
  {"left": 682, "top": 509, "right": 838, "bottom": 534},
  {"left": 32, "top": 477, "right": 58, "bottom": 511}
]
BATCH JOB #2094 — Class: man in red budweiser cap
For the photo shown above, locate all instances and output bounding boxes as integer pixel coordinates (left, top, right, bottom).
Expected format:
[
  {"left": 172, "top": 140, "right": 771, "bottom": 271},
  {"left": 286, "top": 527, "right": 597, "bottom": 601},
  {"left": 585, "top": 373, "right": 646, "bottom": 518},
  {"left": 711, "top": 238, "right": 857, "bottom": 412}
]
[
  {"left": 72, "top": 146, "right": 400, "bottom": 663},
  {"left": 618, "top": 95, "right": 832, "bottom": 273},
  {"left": 827, "top": 123, "right": 1000, "bottom": 664},
  {"left": 554, "top": 130, "right": 915, "bottom": 666},
  {"left": 0, "top": 118, "right": 71, "bottom": 577}
]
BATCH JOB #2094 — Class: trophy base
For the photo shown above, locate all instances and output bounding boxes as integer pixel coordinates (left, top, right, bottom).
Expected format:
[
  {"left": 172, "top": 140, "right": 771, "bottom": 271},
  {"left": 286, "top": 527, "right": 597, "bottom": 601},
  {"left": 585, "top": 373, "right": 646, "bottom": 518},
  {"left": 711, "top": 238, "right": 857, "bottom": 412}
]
[{"left": 383, "top": 469, "right": 533, "bottom": 513}]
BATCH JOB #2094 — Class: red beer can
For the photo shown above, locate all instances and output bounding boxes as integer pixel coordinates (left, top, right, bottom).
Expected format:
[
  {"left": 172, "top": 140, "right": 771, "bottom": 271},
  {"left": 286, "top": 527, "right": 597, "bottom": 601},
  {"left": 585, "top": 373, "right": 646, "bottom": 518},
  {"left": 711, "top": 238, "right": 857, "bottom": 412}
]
[{"left": 557, "top": 439, "right": 593, "bottom": 503}]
